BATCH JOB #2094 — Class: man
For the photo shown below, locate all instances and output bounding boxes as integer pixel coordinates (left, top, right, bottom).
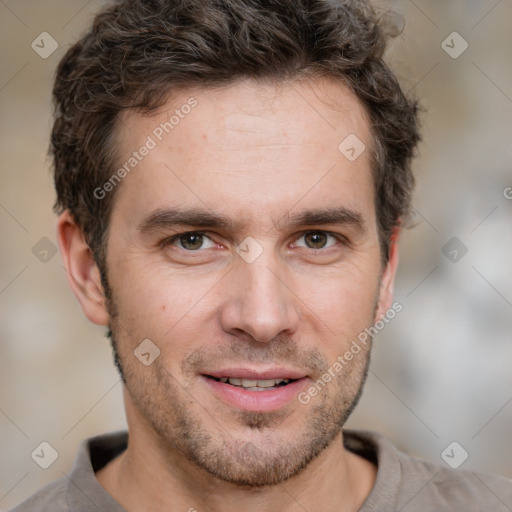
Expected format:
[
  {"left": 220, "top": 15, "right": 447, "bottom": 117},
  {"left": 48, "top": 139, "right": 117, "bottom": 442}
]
[{"left": 10, "top": 0, "right": 512, "bottom": 510}]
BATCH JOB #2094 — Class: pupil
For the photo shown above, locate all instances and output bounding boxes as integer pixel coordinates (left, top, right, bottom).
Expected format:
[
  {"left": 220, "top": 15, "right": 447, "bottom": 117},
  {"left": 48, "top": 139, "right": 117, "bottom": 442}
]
[
  {"left": 306, "top": 232, "right": 326, "bottom": 249},
  {"left": 181, "top": 233, "right": 202, "bottom": 250}
]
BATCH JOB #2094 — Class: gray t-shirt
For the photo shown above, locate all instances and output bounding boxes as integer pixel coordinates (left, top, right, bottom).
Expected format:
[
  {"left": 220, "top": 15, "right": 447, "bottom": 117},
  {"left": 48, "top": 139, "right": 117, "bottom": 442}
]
[{"left": 8, "top": 429, "right": 512, "bottom": 511}]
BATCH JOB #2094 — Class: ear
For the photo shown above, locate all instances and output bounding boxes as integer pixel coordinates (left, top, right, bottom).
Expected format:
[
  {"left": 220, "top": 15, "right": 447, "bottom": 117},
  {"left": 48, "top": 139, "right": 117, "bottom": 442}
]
[
  {"left": 375, "top": 225, "right": 400, "bottom": 321},
  {"left": 57, "top": 211, "right": 110, "bottom": 326}
]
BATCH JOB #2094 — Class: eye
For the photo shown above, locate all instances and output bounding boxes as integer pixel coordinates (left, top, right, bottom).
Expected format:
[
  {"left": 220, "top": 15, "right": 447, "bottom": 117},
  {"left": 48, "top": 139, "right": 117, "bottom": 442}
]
[
  {"left": 166, "top": 231, "right": 217, "bottom": 251},
  {"left": 293, "top": 231, "right": 341, "bottom": 250}
]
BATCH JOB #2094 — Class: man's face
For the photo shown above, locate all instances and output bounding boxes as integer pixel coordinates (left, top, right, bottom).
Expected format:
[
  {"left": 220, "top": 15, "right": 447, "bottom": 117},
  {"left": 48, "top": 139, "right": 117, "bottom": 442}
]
[{"left": 103, "top": 78, "right": 395, "bottom": 486}]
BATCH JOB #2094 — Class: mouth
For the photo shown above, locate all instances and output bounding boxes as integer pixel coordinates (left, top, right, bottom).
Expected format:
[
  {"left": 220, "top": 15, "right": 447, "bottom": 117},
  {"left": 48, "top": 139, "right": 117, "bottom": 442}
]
[
  {"left": 206, "top": 375, "right": 297, "bottom": 391},
  {"left": 200, "top": 369, "right": 309, "bottom": 412}
]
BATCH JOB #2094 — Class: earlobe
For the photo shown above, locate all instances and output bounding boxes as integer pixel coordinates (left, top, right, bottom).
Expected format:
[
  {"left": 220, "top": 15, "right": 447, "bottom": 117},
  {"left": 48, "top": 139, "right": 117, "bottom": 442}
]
[
  {"left": 57, "top": 211, "right": 110, "bottom": 326},
  {"left": 375, "top": 225, "right": 400, "bottom": 321}
]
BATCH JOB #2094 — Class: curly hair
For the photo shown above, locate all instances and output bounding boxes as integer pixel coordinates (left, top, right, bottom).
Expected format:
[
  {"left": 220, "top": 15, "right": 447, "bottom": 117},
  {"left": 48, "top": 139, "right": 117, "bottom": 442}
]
[{"left": 52, "top": 0, "right": 420, "bottom": 269}]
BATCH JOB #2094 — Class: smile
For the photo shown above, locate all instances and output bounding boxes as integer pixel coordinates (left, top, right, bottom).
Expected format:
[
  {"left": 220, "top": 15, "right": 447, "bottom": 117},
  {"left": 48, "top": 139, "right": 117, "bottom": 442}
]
[
  {"left": 200, "top": 370, "right": 309, "bottom": 412},
  {"left": 208, "top": 376, "right": 296, "bottom": 391}
]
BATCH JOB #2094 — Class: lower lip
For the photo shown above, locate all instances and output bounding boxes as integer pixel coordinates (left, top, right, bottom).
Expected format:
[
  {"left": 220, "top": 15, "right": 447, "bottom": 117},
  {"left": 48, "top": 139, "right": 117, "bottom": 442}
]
[{"left": 201, "top": 376, "right": 309, "bottom": 412}]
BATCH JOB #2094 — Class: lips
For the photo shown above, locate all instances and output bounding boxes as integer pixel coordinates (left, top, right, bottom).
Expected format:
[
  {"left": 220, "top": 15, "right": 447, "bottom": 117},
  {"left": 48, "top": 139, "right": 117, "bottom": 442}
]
[{"left": 200, "top": 367, "right": 309, "bottom": 412}]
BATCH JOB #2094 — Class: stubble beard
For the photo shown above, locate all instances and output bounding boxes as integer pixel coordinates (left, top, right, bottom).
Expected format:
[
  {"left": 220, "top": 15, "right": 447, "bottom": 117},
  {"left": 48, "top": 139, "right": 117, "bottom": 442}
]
[{"left": 102, "top": 271, "right": 374, "bottom": 488}]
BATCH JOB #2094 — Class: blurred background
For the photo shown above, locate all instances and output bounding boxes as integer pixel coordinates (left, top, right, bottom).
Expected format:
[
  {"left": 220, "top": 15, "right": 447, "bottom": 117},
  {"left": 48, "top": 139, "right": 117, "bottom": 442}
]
[{"left": 1, "top": 0, "right": 511, "bottom": 509}]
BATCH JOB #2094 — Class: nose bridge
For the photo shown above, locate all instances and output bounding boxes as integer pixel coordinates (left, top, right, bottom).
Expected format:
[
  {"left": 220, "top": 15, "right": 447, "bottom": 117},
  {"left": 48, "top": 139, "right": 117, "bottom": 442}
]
[
  {"left": 220, "top": 245, "right": 299, "bottom": 343},
  {"left": 244, "top": 257, "right": 286, "bottom": 308}
]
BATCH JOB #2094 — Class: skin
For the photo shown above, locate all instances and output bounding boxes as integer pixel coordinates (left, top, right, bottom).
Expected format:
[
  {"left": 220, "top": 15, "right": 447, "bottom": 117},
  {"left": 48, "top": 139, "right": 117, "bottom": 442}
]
[{"left": 58, "top": 77, "right": 399, "bottom": 512}]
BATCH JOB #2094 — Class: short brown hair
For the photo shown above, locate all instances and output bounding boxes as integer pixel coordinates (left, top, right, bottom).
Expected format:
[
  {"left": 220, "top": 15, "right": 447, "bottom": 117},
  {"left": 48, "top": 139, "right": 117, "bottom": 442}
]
[{"left": 52, "top": 0, "right": 420, "bottom": 268}]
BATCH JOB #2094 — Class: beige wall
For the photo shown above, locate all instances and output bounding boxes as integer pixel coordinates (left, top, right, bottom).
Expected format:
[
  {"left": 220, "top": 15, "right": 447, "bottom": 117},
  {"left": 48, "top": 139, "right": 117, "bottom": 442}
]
[{"left": 1, "top": 0, "right": 511, "bottom": 509}]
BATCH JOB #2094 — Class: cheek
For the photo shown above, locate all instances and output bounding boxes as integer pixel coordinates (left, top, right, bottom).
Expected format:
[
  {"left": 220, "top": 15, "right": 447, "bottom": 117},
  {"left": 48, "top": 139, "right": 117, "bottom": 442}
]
[
  {"left": 111, "top": 266, "right": 221, "bottom": 347},
  {"left": 299, "top": 266, "right": 379, "bottom": 325}
]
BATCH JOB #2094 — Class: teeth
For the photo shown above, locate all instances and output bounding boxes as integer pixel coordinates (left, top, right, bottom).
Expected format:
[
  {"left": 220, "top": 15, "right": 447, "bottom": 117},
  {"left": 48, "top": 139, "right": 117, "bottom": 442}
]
[
  {"left": 256, "top": 379, "right": 280, "bottom": 388},
  {"left": 222, "top": 377, "right": 291, "bottom": 388}
]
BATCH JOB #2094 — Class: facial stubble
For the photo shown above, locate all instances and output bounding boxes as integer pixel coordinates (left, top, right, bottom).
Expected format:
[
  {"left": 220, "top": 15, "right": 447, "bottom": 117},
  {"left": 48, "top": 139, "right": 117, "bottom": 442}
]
[{"left": 102, "top": 268, "right": 375, "bottom": 488}]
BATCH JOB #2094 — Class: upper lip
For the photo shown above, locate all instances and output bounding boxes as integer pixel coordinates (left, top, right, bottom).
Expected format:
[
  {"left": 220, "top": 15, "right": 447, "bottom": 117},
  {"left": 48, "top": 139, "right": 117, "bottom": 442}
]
[{"left": 203, "top": 367, "right": 308, "bottom": 380}]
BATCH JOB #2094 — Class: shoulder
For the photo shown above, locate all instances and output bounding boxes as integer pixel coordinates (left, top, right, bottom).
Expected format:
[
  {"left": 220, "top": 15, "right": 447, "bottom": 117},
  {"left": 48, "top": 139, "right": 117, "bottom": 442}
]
[
  {"left": 397, "top": 449, "right": 512, "bottom": 510},
  {"left": 7, "top": 430, "right": 128, "bottom": 512},
  {"left": 344, "top": 429, "right": 512, "bottom": 511},
  {"left": 7, "top": 477, "right": 69, "bottom": 512}
]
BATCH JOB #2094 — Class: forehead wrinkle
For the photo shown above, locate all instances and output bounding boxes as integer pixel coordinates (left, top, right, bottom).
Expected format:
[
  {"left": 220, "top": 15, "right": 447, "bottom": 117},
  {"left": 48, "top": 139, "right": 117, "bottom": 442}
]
[{"left": 215, "top": 142, "right": 304, "bottom": 151}]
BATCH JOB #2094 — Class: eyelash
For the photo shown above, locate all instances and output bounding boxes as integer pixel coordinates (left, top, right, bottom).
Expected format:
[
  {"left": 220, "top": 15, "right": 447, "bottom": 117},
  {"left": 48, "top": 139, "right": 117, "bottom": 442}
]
[{"left": 161, "top": 230, "right": 348, "bottom": 252}]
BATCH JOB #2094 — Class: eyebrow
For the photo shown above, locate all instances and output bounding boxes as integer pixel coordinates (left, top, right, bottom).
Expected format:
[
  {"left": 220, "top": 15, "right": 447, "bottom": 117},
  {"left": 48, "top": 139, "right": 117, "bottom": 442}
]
[
  {"left": 277, "top": 207, "right": 365, "bottom": 232},
  {"left": 138, "top": 206, "right": 365, "bottom": 235}
]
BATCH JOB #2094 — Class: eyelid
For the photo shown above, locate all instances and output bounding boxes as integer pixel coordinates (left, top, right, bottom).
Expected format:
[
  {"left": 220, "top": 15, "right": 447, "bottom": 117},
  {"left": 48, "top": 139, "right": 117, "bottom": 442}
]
[
  {"left": 160, "top": 230, "right": 217, "bottom": 250},
  {"left": 161, "top": 229, "right": 349, "bottom": 251},
  {"left": 291, "top": 231, "right": 347, "bottom": 249}
]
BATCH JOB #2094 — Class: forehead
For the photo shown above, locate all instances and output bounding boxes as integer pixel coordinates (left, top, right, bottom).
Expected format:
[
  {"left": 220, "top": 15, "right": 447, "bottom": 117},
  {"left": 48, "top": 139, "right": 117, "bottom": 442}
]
[{"left": 110, "top": 77, "right": 375, "bottom": 231}]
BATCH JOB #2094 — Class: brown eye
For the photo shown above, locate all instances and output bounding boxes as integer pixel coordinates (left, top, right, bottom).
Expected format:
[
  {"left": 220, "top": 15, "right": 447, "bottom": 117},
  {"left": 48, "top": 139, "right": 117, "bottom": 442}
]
[
  {"left": 303, "top": 232, "right": 329, "bottom": 249},
  {"left": 177, "top": 232, "right": 205, "bottom": 251}
]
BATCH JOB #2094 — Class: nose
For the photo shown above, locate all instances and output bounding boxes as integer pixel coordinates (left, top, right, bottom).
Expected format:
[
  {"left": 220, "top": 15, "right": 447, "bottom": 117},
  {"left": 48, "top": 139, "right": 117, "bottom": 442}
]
[{"left": 219, "top": 254, "right": 300, "bottom": 344}]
